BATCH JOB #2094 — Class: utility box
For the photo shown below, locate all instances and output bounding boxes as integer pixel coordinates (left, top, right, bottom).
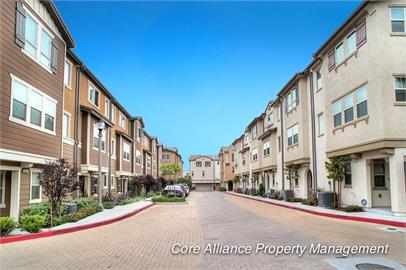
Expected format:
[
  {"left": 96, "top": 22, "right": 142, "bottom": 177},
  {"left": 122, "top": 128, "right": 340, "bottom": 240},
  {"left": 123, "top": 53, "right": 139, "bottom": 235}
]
[{"left": 318, "top": 192, "right": 337, "bottom": 208}]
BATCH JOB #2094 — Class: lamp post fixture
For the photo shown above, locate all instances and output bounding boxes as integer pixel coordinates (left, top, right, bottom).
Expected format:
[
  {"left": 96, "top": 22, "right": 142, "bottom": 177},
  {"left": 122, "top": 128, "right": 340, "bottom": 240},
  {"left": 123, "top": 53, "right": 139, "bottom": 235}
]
[{"left": 97, "top": 120, "right": 105, "bottom": 208}]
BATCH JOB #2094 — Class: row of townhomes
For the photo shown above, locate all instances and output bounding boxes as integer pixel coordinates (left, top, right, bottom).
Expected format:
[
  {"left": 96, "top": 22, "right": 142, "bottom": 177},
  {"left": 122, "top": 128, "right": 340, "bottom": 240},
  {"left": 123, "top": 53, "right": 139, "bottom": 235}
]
[
  {"left": 161, "top": 147, "right": 184, "bottom": 181},
  {"left": 0, "top": 0, "right": 182, "bottom": 220},
  {"left": 189, "top": 155, "right": 220, "bottom": 190},
  {"left": 218, "top": 0, "right": 406, "bottom": 217}
]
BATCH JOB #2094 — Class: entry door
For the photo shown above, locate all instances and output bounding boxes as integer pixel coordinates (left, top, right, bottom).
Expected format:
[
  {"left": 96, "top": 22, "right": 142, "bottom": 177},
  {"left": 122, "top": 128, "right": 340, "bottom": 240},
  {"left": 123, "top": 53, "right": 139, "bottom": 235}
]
[
  {"left": 371, "top": 159, "right": 391, "bottom": 208},
  {"left": 0, "top": 171, "right": 11, "bottom": 217}
]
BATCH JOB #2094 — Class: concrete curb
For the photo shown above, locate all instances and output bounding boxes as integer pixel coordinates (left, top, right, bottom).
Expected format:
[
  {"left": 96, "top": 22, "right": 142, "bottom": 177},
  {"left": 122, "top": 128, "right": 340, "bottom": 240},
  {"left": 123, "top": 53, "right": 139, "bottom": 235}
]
[
  {"left": 0, "top": 202, "right": 155, "bottom": 244},
  {"left": 225, "top": 192, "right": 406, "bottom": 228}
]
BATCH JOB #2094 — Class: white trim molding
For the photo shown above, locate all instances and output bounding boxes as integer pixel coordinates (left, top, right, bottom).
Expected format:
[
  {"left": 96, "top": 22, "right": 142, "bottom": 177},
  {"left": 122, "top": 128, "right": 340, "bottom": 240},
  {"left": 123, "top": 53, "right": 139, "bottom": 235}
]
[{"left": 0, "top": 148, "right": 56, "bottom": 164}]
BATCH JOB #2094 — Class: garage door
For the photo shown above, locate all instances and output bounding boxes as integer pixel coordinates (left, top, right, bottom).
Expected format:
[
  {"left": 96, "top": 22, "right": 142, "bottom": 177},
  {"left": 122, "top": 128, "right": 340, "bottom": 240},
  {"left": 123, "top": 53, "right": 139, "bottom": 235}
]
[{"left": 194, "top": 183, "right": 213, "bottom": 191}]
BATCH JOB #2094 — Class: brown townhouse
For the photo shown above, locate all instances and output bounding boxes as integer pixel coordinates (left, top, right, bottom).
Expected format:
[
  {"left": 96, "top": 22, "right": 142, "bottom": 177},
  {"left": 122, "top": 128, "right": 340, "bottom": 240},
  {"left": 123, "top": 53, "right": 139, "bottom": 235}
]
[
  {"left": 1, "top": 0, "right": 180, "bottom": 221},
  {"left": 218, "top": 146, "right": 234, "bottom": 190},
  {"left": 0, "top": 0, "right": 75, "bottom": 220},
  {"left": 161, "top": 147, "right": 184, "bottom": 180}
]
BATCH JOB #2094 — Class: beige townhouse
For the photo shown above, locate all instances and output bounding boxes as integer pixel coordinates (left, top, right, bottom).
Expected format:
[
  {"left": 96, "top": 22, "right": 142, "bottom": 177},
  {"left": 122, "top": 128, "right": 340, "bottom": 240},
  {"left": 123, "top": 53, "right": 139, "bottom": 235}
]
[
  {"left": 189, "top": 155, "right": 220, "bottom": 191},
  {"left": 218, "top": 146, "right": 234, "bottom": 190}
]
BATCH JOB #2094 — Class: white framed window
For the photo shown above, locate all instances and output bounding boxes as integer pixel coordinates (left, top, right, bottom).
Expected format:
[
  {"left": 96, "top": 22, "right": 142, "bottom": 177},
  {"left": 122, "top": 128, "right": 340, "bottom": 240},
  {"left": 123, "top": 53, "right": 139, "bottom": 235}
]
[
  {"left": 103, "top": 175, "right": 108, "bottom": 188},
  {"left": 390, "top": 7, "right": 405, "bottom": 33},
  {"left": 316, "top": 70, "right": 323, "bottom": 90},
  {"left": 119, "top": 112, "right": 126, "bottom": 129},
  {"left": 205, "top": 161, "right": 211, "bottom": 167},
  {"left": 267, "top": 113, "right": 273, "bottom": 126},
  {"left": 0, "top": 172, "right": 6, "bottom": 207},
  {"left": 111, "top": 139, "right": 116, "bottom": 158},
  {"left": 22, "top": 8, "right": 54, "bottom": 71},
  {"left": 394, "top": 76, "right": 406, "bottom": 102},
  {"left": 136, "top": 150, "right": 141, "bottom": 165},
  {"left": 147, "top": 156, "right": 152, "bottom": 169},
  {"left": 347, "top": 31, "right": 357, "bottom": 55},
  {"left": 286, "top": 88, "right": 298, "bottom": 111},
  {"left": 333, "top": 100, "right": 342, "bottom": 127},
  {"left": 104, "top": 99, "right": 110, "bottom": 119},
  {"left": 123, "top": 142, "right": 130, "bottom": 161},
  {"left": 251, "top": 148, "right": 258, "bottom": 161},
  {"left": 317, "top": 113, "right": 325, "bottom": 136},
  {"left": 111, "top": 105, "right": 116, "bottom": 123},
  {"left": 335, "top": 43, "right": 345, "bottom": 64},
  {"left": 196, "top": 161, "right": 202, "bottom": 167},
  {"left": 30, "top": 171, "right": 42, "bottom": 203},
  {"left": 343, "top": 93, "right": 354, "bottom": 123},
  {"left": 63, "top": 112, "right": 70, "bottom": 138},
  {"left": 64, "top": 60, "right": 72, "bottom": 88},
  {"left": 136, "top": 125, "right": 142, "bottom": 142},
  {"left": 10, "top": 74, "right": 57, "bottom": 135},
  {"left": 287, "top": 124, "right": 299, "bottom": 146},
  {"left": 251, "top": 125, "right": 257, "bottom": 139},
  {"left": 356, "top": 85, "right": 368, "bottom": 118},
  {"left": 263, "top": 141, "right": 270, "bottom": 156},
  {"left": 93, "top": 124, "right": 106, "bottom": 152},
  {"left": 88, "top": 83, "right": 99, "bottom": 107}
]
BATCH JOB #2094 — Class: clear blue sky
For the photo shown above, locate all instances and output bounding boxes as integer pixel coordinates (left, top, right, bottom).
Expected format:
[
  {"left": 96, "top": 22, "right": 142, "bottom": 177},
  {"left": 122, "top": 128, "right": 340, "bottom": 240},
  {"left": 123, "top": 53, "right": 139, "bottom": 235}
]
[{"left": 56, "top": 1, "right": 360, "bottom": 171}]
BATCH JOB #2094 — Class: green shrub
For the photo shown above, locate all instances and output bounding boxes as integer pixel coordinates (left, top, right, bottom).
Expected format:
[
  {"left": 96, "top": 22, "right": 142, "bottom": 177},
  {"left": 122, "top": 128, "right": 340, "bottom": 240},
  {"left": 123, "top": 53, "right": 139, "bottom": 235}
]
[
  {"left": 258, "top": 183, "right": 265, "bottom": 196},
  {"left": 116, "top": 197, "right": 140, "bottom": 206},
  {"left": 289, "top": 198, "right": 304, "bottom": 203},
  {"left": 62, "top": 205, "right": 101, "bottom": 223},
  {"left": 218, "top": 187, "right": 227, "bottom": 192},
  {"left": 152, "top": 196, "right": 185, "bottom": 203},
  {"left": 302, "top": 198, "right": 317, "bottom": 206},
  {"left": 71, "top": 197, "right": 96, "bottom": 210},
  {"left": 0, "top": 217, "right": 16, "bottom": 236},
  {"left": 146, "top": 191, "right": 155, "bottom": 198},
  {"left": 103, "top": 201, "right": 114, "bottom": 209},
  {"left": 19, "top": 215, "right": 45, "bottom": 233},
  {"left": 343, "top": 205, "right": 364, "bottom": 212}
]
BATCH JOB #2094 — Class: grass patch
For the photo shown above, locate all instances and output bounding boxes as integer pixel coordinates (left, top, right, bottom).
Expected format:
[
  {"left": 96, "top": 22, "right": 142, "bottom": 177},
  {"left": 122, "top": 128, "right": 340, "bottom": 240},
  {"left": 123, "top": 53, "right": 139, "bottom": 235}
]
[{"left": 152, "top": 196, "right": 186, "bottom": 203}]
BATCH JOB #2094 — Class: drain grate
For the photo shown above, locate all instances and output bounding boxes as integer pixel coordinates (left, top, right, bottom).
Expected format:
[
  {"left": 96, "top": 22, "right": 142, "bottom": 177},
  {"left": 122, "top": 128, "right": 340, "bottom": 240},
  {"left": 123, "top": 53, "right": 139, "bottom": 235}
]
[{"left": 355, "top": 263, "right": 395, "bottom": 270}]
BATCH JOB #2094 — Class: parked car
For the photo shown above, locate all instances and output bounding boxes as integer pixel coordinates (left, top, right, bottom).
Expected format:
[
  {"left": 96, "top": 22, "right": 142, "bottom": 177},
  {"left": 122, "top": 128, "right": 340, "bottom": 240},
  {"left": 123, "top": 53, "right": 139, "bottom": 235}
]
[
  {"left": 178, "top": 184, "right": 190, "bottom": 196},
  {"left": 162, "top": 185, "right": 185, "bottom": 197}
]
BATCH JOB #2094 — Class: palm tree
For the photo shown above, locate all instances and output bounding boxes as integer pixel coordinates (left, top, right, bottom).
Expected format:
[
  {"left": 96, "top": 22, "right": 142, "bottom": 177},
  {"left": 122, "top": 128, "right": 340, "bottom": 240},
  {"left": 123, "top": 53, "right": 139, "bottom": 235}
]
[{"left": 325, "top": 156, "right": 345, "bottom": 208}]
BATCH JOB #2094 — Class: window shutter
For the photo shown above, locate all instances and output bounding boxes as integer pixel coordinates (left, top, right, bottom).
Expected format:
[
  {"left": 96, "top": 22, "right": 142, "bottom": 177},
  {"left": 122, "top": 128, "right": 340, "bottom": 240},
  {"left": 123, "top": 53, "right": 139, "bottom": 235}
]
[
  {"left": 15, "top": 2, "right": 26, "bottom": 48},
  {"left": 50, "top": 40, "right": 58, "bottom": 74},
  {"left": 356, "top": 19, "right": 367, "bottom": 48},
  {"left": 328, "top": 49, "right": 335, "bottom": 71},
  {"left": 295, "top": 87, "right": 299, "bottom": 106}
]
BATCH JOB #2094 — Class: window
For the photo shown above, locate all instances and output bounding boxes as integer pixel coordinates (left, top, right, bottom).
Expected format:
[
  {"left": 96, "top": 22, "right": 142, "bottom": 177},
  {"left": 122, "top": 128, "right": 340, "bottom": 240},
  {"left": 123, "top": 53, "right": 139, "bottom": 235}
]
[
  {"left": 316, "top": 70, "right": 323, "bottom": 90},
  {"left": 251, "top": 148, "right": 258, "bottom": 161},
  {"left": 23, "top": 11, "right": 54, "bottom": 70},
  {"left": 136, "top": 150, "right": 141, "bottom": 164},
  {"left": 344, "top": 162, "right": 352, "bottom": 186},
  {"left": 267, "top": 113, "right": 273, "bottom": 126},
  {"left": 277, "top": 106, "right": 280, "bottom": 121},
  {"left": 64, "top": 61, "right": 72, "bottom": 88},
  {"left": 30, "top": 172, "right": 41, "bottom": 202},
  {"left": 335, "top": 43, "right": 345, "bottom": 64},
  {"left": 111, "top": 176, "right": 115, "bottom": 189},
  {"left": 103, "top": 175, "right": 108, "bottom": 188},
  {"left": 10, "top": 75, "right": 57, "bottom": 134},
  {"left": 344, "top": 93, "right": 354, "bottom": 123},
  {"left": 119, "top": 112, "right": 126, "bottom": 129},
  {"left": 196, "top": 161, "right": 202, "bottom": 167},
  {"left": 286, "top": 88, "right": 298, "bottom": 111},
  {"left": 136, "top": 125, "right": 142, "bottom": 142},
  {"left": 111, "top": 105, "right": 116, "bottom": 123},
  {"left": 391, "top": 7, "right": 405, "bottom": 33},
  {"left": 272, "top": 173, "right": 275, "bottom": 186},
  {"left": 347, "top": 31, "right": 357, "bottom": 55},
  {"left": 152, "top": 141, "right": 156, "bottom": 154},
  {"left": 0, "top": 172, "right": 5, "bottom": 207},
  {"left": 105, "top": 99, "right": 110, "bottom": 119},
  {"left": 317, "top": 113, "right": 325, "bottom": 136},
  {"left": 263, "top": 141, "right": 270, "bottom": 156},
  {"left": 373, "top": 161, "right": 386, "bottom": 187},
  {"left": 202, "top": 171, "right": 205, "bottom": 177},
  {"left": 205, "top": 161, "right": 211, "bottom": 167},
  {"left": 356, "top": 85, "right": 368, "bottom": 118},
  {"left": 252, "top": 125, "right": 257, "bottom": 139},
  {"left": 395, "top": 76, "right": 406, "bottom": 102},
  {"left": 287, "top": 124, "right": 299, "bottom": 146},
  {"left": 63, "top": 113, "right": 70, "bottom": 138},
  {"left": 88, "top": 83, "right": 99, "bottom": 107},
  {"left": 93, "top": 124, "right": 105, "bottom": 151},
  {"left": 333, "top": 100, "right": 342, "bottom": 127},
  {"left": 123, "top": 142, "right": 130, "bottom": 161},
  {"left": 147, "top": 156, "right": 151, "bottom": 169},
  {"left": 111, "top": 139, "right": 116, "bottom": 157}
]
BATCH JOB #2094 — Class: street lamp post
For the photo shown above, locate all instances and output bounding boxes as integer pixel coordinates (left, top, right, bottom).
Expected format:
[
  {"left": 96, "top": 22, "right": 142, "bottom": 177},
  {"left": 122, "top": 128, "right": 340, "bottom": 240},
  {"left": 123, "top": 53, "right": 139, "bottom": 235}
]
[{"left": 97, "top": 120, "right": 105, "bottom": 208}]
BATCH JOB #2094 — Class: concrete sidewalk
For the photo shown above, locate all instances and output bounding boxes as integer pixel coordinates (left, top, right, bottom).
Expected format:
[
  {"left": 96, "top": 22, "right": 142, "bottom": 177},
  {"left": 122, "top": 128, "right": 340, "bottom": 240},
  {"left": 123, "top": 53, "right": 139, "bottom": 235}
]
[{"left": 226, "top": 192, "right": 406, "bottom": 227}]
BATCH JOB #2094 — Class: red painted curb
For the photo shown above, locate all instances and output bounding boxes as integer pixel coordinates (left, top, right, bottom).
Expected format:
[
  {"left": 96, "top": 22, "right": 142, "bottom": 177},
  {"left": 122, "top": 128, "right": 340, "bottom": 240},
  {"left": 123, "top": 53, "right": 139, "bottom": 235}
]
[
  {"left": 226, "top": 192, "right": 406, "bottom": 228},
  {"left": 0, "top": 203, "right": 155, "bottom": 244}
]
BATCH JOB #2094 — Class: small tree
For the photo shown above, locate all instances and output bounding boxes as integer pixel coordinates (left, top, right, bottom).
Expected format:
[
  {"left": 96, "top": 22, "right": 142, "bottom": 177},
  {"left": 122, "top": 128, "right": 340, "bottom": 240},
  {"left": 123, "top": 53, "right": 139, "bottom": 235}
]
[
  {"left": 177, "top": 176, "right": 192, "bottom": 188},
  {"left": 135, "top": 175, "right": 157, "bottom": 194},
  {"left": 159, "top": 164, "right": 181, "bottom": 183},
  {"left": 285, "top": 165, "right": 299, "bottom": 191},
  {"left": 157, "top": 177, "right": 167, "bottom": 190},
  {"left": 39, "top": 159, "right": 77, "bottom": 223},
  {"left": 128, "top": 177, "right": 143, "bottom": 197},
  {"left": 325, "top": 156, "right": 345, "bottom": 208}
]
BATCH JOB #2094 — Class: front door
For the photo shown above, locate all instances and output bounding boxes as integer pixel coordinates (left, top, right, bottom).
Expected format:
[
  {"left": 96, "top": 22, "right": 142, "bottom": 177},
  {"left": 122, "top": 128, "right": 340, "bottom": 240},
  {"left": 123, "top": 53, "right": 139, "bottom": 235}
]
[
  {"left": 0, "top": 171, "right": 11, "bottom": 217},
  {"left": 371, "top": 159, "right": 391, "bottom": 208},
  {"left": 227, "top": 181, "right": 233, "bottom": 191}
]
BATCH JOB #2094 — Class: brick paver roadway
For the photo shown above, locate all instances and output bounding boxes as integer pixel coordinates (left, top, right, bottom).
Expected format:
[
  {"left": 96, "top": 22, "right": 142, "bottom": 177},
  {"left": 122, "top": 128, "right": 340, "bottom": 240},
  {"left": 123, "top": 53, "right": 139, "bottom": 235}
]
[{"left": 1, "top": 192, "right": 405, "bottom": 270}]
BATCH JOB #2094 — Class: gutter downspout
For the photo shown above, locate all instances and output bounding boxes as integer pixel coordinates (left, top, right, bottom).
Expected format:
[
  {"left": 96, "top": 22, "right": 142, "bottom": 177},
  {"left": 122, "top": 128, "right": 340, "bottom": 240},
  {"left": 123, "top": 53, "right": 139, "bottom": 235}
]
[
  {"left": 280, "top": 100, "right": 285, "bottom": 191},
  {"left": 74, "top": 64, "right": 85, "bottom": 198},
  {"left": 308, "top": 70, "right": 318, "bottom": 192}
]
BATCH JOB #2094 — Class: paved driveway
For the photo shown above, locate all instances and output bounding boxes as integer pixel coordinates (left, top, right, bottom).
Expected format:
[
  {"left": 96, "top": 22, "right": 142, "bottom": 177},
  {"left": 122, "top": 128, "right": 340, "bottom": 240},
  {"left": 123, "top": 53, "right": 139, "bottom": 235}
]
[{"left": 1, "top": 192, "right": 404, "bottom": 270}]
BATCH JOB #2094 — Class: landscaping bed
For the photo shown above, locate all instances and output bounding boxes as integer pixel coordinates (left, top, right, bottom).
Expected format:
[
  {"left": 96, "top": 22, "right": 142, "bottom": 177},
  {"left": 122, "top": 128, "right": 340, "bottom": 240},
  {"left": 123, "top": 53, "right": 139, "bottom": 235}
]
[{"left": 151, "top": 196, "right": 186, "bottom": 203}]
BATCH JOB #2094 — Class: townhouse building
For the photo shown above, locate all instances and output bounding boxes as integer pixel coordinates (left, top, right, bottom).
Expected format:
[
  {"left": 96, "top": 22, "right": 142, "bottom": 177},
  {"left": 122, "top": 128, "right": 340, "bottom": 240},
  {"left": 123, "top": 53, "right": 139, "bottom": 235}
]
[
  {"left": 189, "top": 155, "right": 220, "bottom": 191},
  {"left": 218, "top": 146, "right": 234, "bottom": 190},
  {"left": 0, "top": 0, "right": 179, "bottom": 221},
  {"left": 161, "top": 147, "right": 184, "bottom": 181},
  {"left": 226, "top": 0, "right": 406, "bottom": 216}
]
